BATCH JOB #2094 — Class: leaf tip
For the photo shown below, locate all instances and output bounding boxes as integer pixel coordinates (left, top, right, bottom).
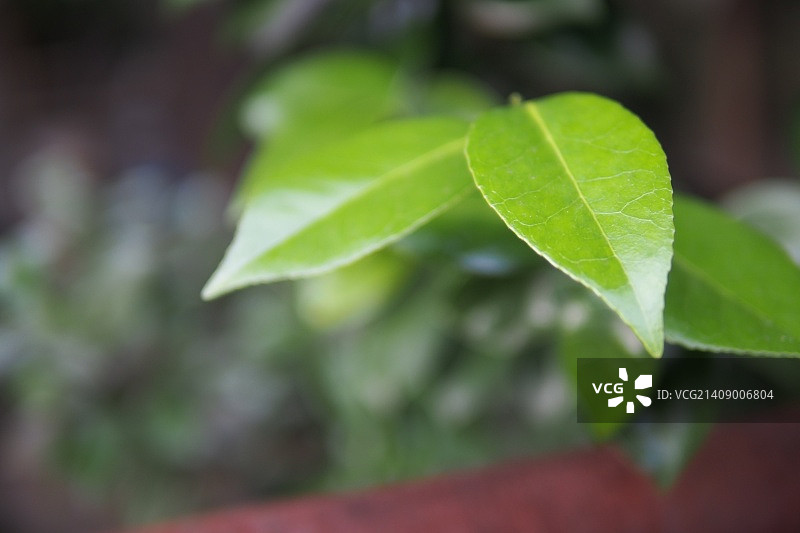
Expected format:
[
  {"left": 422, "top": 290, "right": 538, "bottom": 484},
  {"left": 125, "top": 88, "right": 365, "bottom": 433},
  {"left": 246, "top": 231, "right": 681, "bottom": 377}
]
[
  {"left": 645, "top": 339, "right": 664, "bottom": 359},
  {"left": 200, "top": 278, "right": 223, "bottom": 301},
  {"left": 201, "top": 267, "right": 236, "bottom": 301}
]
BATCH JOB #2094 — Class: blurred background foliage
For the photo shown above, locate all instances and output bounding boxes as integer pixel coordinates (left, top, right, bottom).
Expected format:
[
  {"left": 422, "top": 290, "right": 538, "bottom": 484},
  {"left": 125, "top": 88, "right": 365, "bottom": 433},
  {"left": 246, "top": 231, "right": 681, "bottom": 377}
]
[{"left": 2, "top": 0, "right": 800, "bottom": 531}]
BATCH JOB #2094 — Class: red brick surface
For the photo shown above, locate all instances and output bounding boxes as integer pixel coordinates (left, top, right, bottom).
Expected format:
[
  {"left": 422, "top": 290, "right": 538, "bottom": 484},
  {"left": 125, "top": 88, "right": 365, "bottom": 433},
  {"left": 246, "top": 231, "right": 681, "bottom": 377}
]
[
  {"left": 130, "top": 448, "right": 659, "bottom": 533},
  {"left": 127, "top": 421, "right": 800, "bottom": 533}
]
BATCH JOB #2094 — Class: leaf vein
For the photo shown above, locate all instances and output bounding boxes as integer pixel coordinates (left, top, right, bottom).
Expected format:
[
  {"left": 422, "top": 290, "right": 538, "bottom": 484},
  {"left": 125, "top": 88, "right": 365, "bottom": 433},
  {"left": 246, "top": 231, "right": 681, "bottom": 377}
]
[{"left": 523, "top": 102, "right": 653, "bottom": 337}]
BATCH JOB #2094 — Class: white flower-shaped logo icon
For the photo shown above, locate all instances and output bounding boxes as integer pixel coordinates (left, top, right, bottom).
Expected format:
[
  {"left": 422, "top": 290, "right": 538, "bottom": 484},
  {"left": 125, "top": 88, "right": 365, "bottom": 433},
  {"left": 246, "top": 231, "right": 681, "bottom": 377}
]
[{"left": 608, "top": 367, "right": 652, "bottom": 413}]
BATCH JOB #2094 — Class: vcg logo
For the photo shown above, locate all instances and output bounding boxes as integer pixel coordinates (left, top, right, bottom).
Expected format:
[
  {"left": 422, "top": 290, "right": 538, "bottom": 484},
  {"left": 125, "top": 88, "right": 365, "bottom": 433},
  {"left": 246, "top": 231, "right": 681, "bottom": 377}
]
[{"left": 592, "top": 367, "right": 653, "bottom": 414}]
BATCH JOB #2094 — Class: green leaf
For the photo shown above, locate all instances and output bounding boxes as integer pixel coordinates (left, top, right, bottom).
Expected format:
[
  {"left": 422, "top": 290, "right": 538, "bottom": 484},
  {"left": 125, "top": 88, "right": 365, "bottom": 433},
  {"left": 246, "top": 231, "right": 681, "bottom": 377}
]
[
  {"left": 665, "top": 196, "right": 800, "bottom": 355},
  {"left": 320, "top": 279, "right": 451, "bottom": 416},
  {"left": 466, "top": 92, "right": 673, "bottom": 357},
  {"left": 203, "top": 117, "right": 472, "bottom": 299},
  {"left": 237, "top": 50, "right": 405, "bottom": 200},
  {"left": 295, "top": 250, "right": 410, "bottom": 330}
]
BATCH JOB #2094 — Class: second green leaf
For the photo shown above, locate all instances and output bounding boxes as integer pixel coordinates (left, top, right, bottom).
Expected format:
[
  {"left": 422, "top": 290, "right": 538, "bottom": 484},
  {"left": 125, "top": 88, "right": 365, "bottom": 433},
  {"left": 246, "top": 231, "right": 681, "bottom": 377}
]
[{"left": 466, "top": 92, "right": 673, "bottom": 357}]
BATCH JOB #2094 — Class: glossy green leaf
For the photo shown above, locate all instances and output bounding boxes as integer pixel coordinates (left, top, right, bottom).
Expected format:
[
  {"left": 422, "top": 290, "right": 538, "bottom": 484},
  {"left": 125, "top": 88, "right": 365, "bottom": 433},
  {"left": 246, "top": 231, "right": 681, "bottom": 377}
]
[
  {"left": 665, "top": 196, "right": 800, "bottom": 355},
  {"left": 466, "top": 93, "right": 673, "bottom": 357},
  {"left": 203, "top": 117, "right": 472, "bottom": 299},
  {"left": 237, "top": 50, "right": 405, "bottom": 200}
]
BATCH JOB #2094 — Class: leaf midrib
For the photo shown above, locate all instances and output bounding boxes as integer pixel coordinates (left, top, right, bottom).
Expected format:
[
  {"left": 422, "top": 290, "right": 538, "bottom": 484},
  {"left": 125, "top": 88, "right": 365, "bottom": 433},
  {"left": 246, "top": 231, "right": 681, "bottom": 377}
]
[{"left": 523, "top": 102, "right": 654, "bottom": 339}]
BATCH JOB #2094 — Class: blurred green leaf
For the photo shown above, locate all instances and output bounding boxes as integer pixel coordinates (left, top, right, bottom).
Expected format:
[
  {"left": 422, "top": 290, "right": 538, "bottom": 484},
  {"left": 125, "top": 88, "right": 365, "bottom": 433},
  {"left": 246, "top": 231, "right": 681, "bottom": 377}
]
[
  {"left": 295, "top": 250, "right": 410, "bottom": 330},
  {"left": 321, "top": 278, "right": 452, "bottom": 416},
  {"left": 204, "top": 117, "right": 473, "bottom": 299},
  {"left": 237, "top": 50, "right": 405, "bottom": 200},
  {"left": 415, "top": 73, "right": 497, "bottom": 119},
  {"left": 466, "top": 92, "right": 673, "bottom": 357},
  {"left": 665, "top": 196, "right": 800, "bottom": 355}
]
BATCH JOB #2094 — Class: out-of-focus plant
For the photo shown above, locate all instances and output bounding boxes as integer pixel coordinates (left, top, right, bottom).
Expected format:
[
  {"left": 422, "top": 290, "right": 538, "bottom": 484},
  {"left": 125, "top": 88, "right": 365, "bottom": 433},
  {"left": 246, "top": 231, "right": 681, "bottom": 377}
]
[
  {"left": 4, "top": 1, "right": 666, "bottom": 524},
  {"left": 202, "top": 49, "right": 800, "bottom": 485},
  {"left": 1, "top": 152, "right": 326, "bottom": 523},
  {"left": 0, "top": 146, "right": 588, "bottom": 524},
  {"left": 5, "top": 0, "right": 800, "bottom": 528},
  {"left": 206, "top": 50, "right": 800, "bottom": 359}
]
